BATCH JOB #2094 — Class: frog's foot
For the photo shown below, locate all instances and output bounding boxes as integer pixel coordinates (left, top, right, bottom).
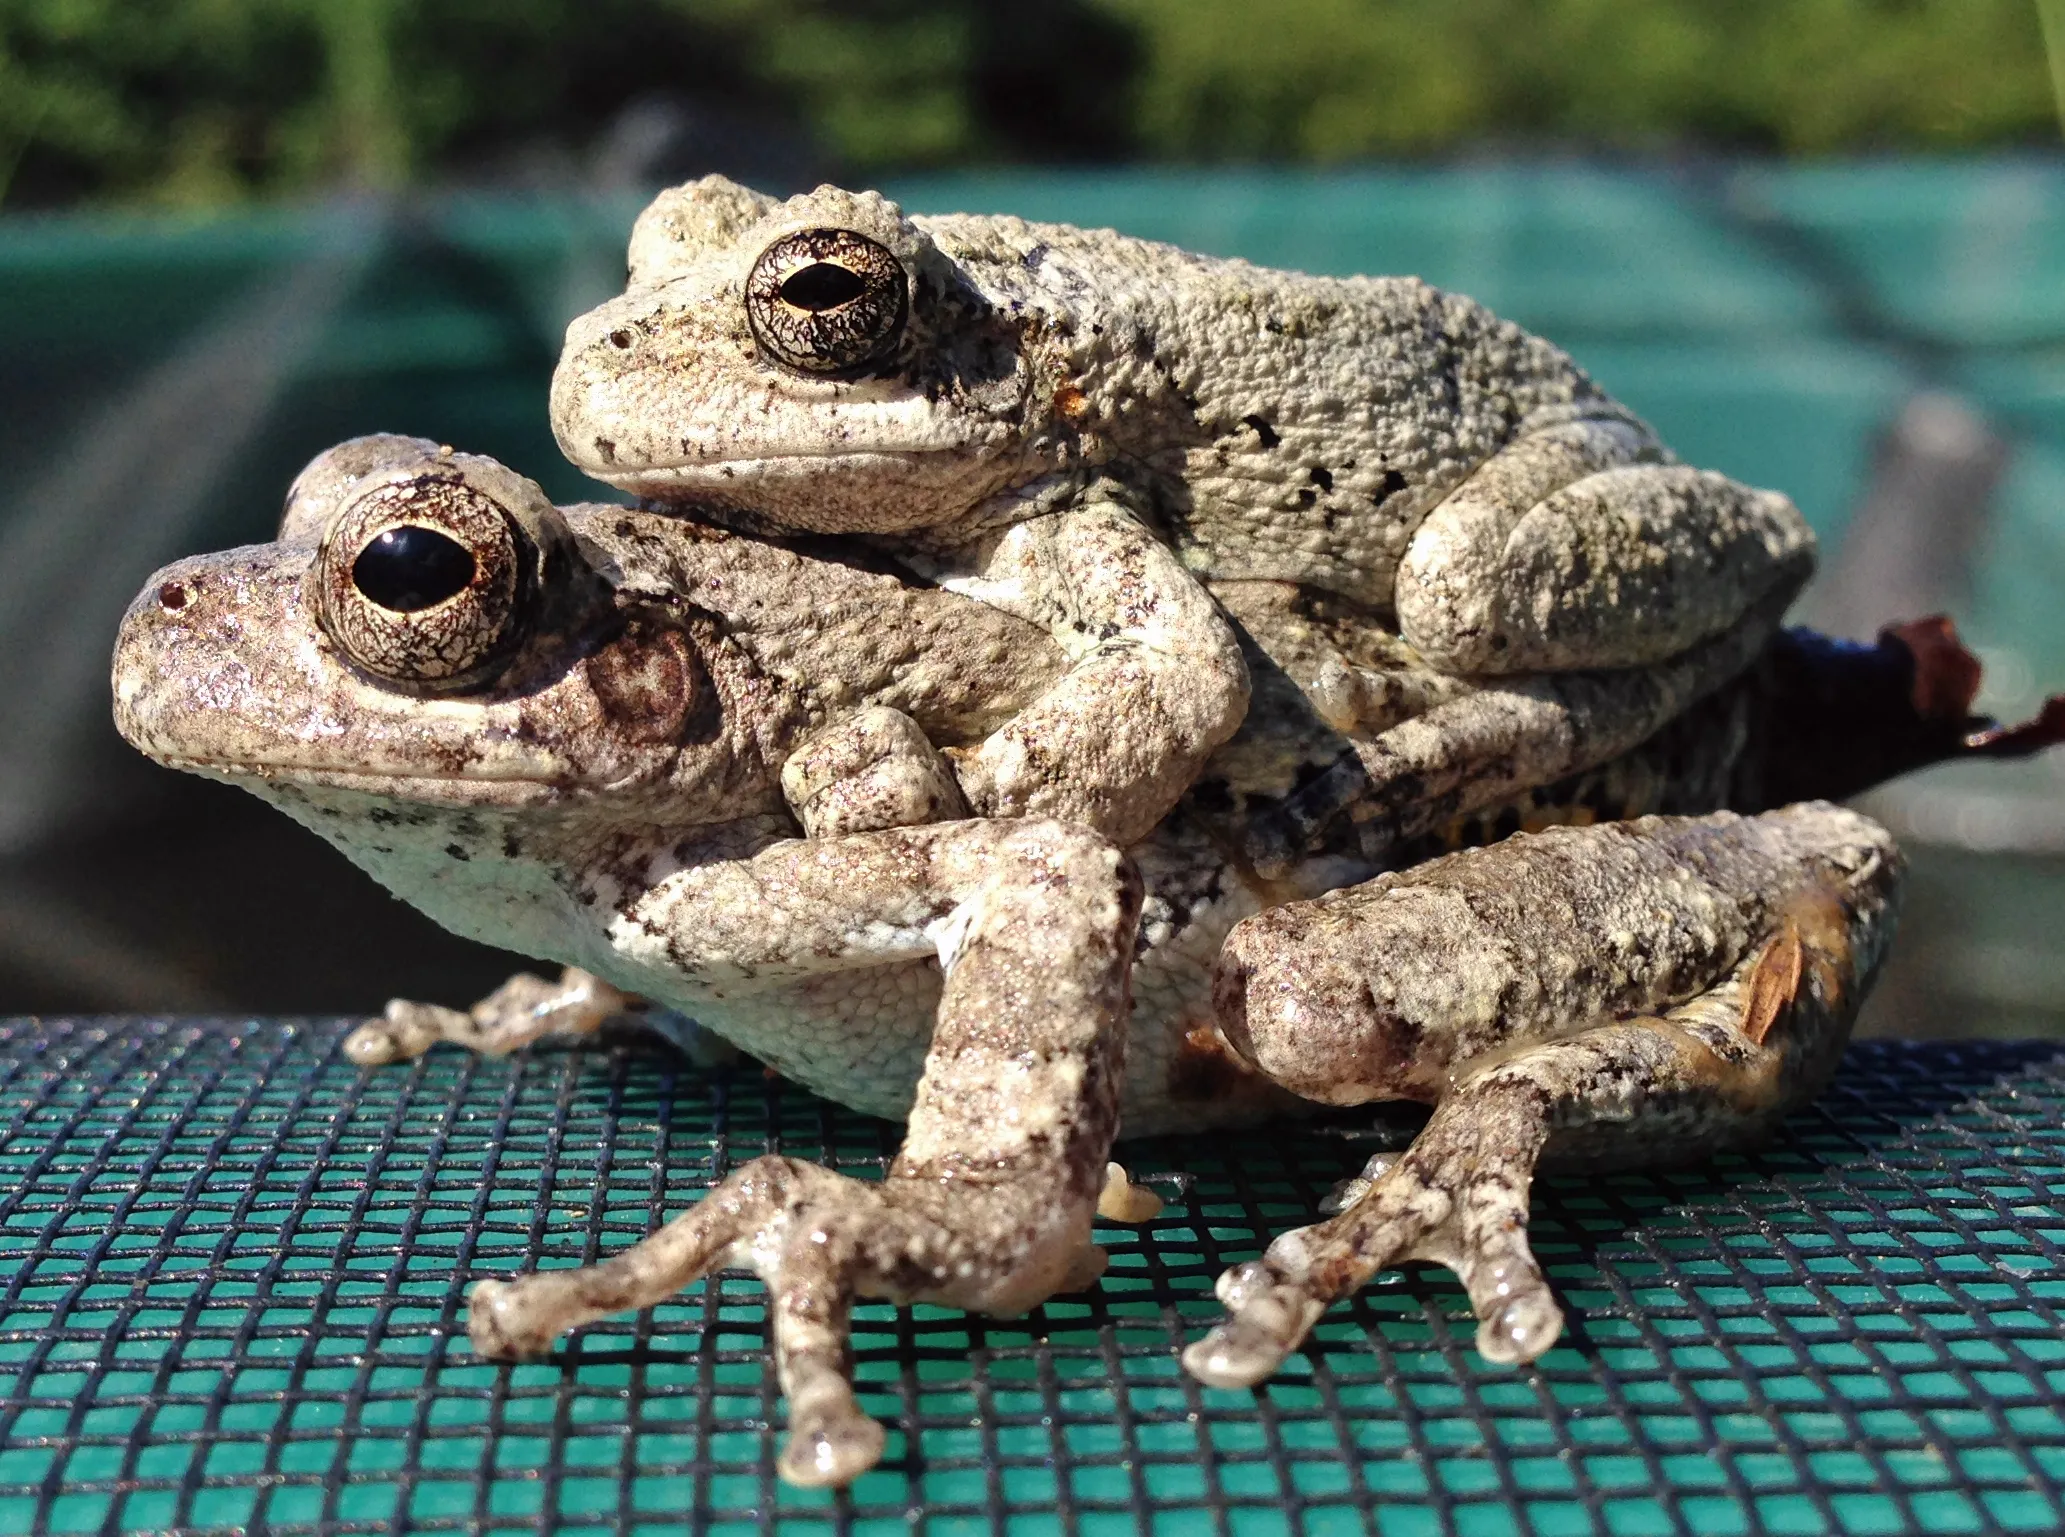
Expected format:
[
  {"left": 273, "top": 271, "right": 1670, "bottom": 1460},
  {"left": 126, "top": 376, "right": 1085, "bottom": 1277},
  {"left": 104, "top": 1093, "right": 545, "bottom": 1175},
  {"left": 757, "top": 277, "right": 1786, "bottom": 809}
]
[
  {"left": 344, "top": 966, "right": 631, "bottom": 1066},
  {"left": 467, "top": 1155, "right": 1098, "bottom": 1488},
  {"left": 1184, "top": 1080, "right": 1562, "bottom": 1386}
]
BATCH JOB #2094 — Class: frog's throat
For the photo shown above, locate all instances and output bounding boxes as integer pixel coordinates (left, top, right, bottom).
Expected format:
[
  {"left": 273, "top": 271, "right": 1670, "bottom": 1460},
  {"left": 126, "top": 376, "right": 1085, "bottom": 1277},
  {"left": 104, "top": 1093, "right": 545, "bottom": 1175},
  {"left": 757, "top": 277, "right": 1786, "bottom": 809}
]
[{"left": 227, "top": 773, "right": 613, "bottom": 971}]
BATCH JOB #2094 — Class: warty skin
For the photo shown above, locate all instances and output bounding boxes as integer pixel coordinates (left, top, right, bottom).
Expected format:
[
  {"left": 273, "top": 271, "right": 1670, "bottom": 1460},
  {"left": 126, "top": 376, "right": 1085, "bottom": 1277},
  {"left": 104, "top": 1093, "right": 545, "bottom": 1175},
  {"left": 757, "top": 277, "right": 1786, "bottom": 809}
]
[
  {"left": 548, "top": 176, "right": 1816, "bottom": 854},
  {"left": 115, "top": 440, "right": 2058, "bottom": 1487}
]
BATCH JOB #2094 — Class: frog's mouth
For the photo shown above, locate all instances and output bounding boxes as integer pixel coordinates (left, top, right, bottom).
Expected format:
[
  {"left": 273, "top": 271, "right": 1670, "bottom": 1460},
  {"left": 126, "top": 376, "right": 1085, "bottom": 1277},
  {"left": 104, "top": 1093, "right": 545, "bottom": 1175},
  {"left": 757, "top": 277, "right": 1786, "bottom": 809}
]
[
  {"left": 113, "top": 642, "right": 673, "bottom": 810},
  {"left": 593, "top": 449, "right": 929, "bottom": 493},
  {"left": 137, "top": 753, "right": 580, "bottom": 807},
  {"left": 571, "top": 446, "right": 995, "bottom": 535},
  {"left": 550, "top": 358, "right": 1038, "bottom": 531}
]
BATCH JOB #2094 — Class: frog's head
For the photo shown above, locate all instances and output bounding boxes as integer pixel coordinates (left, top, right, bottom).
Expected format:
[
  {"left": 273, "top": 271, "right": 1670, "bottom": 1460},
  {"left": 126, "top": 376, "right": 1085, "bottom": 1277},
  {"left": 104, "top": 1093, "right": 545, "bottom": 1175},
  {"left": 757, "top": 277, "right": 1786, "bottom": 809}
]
[
  {"left": 551, "top": 176, "right": 1062, "bottom": 532},
  {"left": 113, "top": 440, "right": 795, "bottom": 934}
]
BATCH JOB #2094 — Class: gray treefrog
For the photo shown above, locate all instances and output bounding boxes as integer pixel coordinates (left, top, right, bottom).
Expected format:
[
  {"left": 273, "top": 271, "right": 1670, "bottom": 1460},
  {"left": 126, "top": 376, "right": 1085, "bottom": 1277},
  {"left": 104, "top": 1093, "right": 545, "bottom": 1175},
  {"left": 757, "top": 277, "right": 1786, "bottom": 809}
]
[
  {"left": 550, "top": 177, "right": 1817, "bottom": 847},
  {"left": 112, "top": 441, "right": 2056, "bottom": 1488}
]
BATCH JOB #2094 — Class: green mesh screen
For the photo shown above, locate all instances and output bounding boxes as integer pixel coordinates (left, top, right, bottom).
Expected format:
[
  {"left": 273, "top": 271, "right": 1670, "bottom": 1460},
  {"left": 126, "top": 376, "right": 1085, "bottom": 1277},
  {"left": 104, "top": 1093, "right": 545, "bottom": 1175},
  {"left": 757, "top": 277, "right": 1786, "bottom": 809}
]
[{"left": 0, "top": 1018, "right": 2061, "bottom": 1535}]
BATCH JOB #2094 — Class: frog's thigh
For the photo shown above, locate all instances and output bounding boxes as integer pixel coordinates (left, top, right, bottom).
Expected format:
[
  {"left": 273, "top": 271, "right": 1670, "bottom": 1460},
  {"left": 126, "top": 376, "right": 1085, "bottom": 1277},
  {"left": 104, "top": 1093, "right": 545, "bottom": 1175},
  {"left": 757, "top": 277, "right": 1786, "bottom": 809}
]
[
  {"left": 1187, "top": 804, "right": 1903, "bottom": 1386},
  {"left": 1337, "top": 601, "right": 1777, "bottom": 859},
  {"left": 1217, "top": 804, "right": 1900, "bottom": 1104},
  {"left": 1397, "top": 450, "right": 1816, "bottom": 676}
]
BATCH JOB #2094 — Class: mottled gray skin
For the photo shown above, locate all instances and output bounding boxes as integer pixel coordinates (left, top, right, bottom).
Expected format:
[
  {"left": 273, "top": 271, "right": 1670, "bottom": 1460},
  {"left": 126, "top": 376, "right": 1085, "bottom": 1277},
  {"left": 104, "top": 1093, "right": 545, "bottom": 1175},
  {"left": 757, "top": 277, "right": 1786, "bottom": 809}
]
[
  {"left": 551, "top": 177, "right": 1816, "bottom": 849},
  {"left": 114, "top": 442, "right": 1890, "bottom": 1489}
]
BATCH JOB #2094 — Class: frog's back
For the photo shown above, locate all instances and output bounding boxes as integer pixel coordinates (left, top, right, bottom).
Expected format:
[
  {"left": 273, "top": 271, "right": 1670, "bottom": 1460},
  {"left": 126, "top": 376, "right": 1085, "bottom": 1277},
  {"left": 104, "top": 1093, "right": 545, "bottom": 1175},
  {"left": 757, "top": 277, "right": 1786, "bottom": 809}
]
[
  {"left": 1158, "top": 273, "right": 1632, "bottom": 604},
  {"left": 921, "top": 210, "right": 1634, "bottom": 605}
]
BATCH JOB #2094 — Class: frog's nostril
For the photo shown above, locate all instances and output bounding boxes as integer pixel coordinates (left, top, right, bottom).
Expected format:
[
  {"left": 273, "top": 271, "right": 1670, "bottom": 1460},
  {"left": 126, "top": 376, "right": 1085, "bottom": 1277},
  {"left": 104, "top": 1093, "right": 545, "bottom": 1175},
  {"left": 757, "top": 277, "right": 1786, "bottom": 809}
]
[
  {"left": 158, "top": 581, "right": 191, "bottom": 612},
  {"left": 607, "top": 329, "right": 634, "bottom": 351}
]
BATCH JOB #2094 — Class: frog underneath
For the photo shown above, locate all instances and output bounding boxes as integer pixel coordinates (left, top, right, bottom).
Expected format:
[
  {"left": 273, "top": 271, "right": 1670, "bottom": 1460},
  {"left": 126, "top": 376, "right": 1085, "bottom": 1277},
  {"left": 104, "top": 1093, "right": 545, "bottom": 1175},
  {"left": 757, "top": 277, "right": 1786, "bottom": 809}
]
[{"left": 116, "top": 442, "right": 2065, "bottom": 1488}]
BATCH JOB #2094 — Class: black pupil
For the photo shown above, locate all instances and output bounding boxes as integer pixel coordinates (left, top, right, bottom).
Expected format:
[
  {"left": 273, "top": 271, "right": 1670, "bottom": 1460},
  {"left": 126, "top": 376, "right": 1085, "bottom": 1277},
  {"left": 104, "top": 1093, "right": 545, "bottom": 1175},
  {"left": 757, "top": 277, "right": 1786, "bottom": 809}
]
[
  {"left": 779, "top": 262, "right": 866, "bottom": 311},
  {"left": 352, "top": 526, "right": 477, "bottom": 612}
]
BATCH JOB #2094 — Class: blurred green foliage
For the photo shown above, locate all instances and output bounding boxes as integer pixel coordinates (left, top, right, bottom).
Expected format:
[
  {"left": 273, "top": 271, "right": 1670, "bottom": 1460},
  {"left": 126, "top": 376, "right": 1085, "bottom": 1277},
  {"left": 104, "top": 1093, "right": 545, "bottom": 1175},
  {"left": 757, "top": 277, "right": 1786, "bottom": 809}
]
[
  {"left": 0, "top": 0, "right": 2057, "bottom": 208},
  {"left": 2041, "top": 0, "right": 2065, "bottom": 133},
  {"left": 0, "top": 0, "right": 1133, "bottom": 205},
  {"left": 1108, "top": 0, "right": 2060, "bottom": 158}
]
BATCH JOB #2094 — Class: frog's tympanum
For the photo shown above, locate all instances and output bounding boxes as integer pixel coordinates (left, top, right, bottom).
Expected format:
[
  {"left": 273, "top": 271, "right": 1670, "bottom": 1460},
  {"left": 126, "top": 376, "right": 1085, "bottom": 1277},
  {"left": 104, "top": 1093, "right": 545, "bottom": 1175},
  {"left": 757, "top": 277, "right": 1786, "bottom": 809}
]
[
  {"left": 551, "top": 177, "right": 1817, "bottom": 848},
  {"left": 114, "top": 435, "right": 2063, "bottom": 1486}
]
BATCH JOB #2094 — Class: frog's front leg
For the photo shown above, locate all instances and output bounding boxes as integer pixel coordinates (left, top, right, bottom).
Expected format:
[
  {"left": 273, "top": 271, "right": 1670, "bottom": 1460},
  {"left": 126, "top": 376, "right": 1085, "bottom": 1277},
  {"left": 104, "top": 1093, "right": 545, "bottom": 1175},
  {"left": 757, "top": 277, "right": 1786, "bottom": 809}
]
[
  {"left": 344, "top": 966, "right": 632, "bottom": 1066},
  {"left": 779, "top": 704, "right": 969, "bottom": 836},
  {"left": 1257, "top": 591, "right": 1785, "bottom": 870},
  {"left": 1396, "top": 418, "right": 1817, "bottom": 676},
  {"left": 1190, "top": 802, "right": 1901, "bottom": 1385},
  {"left": 466, "top": 819, "right": 1142, "bottom": 1487},
  {"left": 928, "top": 480, "right": 1250, "bottom": 846}
]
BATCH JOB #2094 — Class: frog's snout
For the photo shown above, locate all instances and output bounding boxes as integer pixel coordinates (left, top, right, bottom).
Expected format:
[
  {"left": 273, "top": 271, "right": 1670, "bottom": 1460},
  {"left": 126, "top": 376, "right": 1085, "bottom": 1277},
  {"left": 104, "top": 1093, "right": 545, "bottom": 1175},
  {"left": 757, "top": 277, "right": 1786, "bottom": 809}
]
[
  {"left": 112, "top": 540, "right": 324, "bottom": 774},
  {"left": 550, "top": 292, "right": 691, "bottom": 484},
  {"left": 111, "top": 574, "right": 181, "bottom": 710},
  {"left": 114, "top": 555, "right": 240, "bottom": 758}
]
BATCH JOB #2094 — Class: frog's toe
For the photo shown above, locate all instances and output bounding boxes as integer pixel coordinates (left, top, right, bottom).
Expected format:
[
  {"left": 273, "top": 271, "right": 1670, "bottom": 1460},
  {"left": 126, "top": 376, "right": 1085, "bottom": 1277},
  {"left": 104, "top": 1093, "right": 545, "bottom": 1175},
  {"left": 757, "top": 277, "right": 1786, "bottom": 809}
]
[
  {"left": 1095, "top": 1161, "right": 1163, "bottom": 1223},
  {"left": 466, "top": 1277, "right": 562, "bottom": 1360},
  {"left": 1212, "top": 1258, "right": 1266, "bottom": 1311},
  {"left": 769, "top": 1253, "right": 885, "bottom": 1487},
  {"left": 467, "top": 967, "right": 626, "bottom": 1056},
  {"left": 1186, "top": 1183, "right": 1425, "bottom": 1387},
  {"left": 341, "top": 1024, "right": 402, "bottom": 1067},
  {"left": 1183, "top": 1274, "right": 1326, "bottom": 1388},
  {"left": 343, "top": 1001, "right": 456, "bottom": 1065},
  {"left": 1471, "top": 1282, "right": 1564, "bottom": 1366},
  {"left": 1316, "top": 1152, "right": 1398, "bottom": 1215},
  {"left": 1428, "top": 1206, "right": 1552, "bottom": 1363},
  {"left": 1435, "top": 1163, "right": 1564, "bottom": 1364},
  {"left": 463, "top": 1158, "right": 785, "bottom": 1370},
  {"left": 779, "top": 1415, "right": 886, "bottom": 1489}
]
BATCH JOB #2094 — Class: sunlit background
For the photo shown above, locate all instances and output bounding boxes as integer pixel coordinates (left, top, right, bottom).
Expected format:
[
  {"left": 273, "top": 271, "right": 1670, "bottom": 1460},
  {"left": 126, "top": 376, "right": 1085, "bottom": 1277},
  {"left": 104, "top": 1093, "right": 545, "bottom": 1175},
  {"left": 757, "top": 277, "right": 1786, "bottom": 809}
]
[{"left": 1, "top": 0, "right": 2062, "bottom": 1036}]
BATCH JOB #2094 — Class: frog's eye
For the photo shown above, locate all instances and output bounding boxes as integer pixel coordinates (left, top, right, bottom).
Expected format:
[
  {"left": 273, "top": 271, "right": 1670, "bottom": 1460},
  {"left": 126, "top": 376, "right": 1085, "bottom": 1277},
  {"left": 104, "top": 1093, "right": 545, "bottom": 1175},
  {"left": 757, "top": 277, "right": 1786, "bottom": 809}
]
[
  {"left": 351, "top": 526, "right": 477, "bottom": 611},
  {"left": 316, "top": 478, "right": 528, "bottom": 689},
  {"left": 744, "top": 228, "right": 908, "bottom": 376}
]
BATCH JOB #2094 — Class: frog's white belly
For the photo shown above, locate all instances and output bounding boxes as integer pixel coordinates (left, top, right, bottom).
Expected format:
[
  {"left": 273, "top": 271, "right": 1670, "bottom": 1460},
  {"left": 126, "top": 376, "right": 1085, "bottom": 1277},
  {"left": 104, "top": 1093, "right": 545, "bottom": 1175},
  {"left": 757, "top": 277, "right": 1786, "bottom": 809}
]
[
  {"left": 601, "top": 828, "right": 1353, "bottom": 1138},
  {"left": 254, "top": 778, "right": 1354, "bottom": 1138},
  {"left": 633, "top": 916, "right": 1225, "bottom": 1134}
]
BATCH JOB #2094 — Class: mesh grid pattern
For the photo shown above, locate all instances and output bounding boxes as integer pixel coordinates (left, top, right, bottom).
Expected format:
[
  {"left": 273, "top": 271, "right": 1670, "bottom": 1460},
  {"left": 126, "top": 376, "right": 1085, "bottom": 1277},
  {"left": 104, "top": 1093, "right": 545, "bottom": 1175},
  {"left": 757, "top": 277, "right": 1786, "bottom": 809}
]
[{"left": 0, "top": 1017, "right": 2061, "bottom": 1536}]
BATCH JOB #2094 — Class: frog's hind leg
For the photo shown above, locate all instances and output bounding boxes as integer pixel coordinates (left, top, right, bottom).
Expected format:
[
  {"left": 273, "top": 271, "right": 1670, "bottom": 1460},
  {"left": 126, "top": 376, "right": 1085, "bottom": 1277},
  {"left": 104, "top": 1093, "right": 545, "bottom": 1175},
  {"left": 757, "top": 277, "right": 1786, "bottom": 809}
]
[
  {"left": 1187, "top": 803, "right": 1902, "bottom": 1387},
  {"left": 1334, "top": 607, "right": 1779, "bottom": 861},
  {"left": 343, "top": 966, "right": 631, "bottom": 1065},
  {"left": 1396, "top": 416, "right": 1816, "bottom": 677},
  {"left": 1189, "top": 985, "right": 1803, "bottom": 1383}
]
